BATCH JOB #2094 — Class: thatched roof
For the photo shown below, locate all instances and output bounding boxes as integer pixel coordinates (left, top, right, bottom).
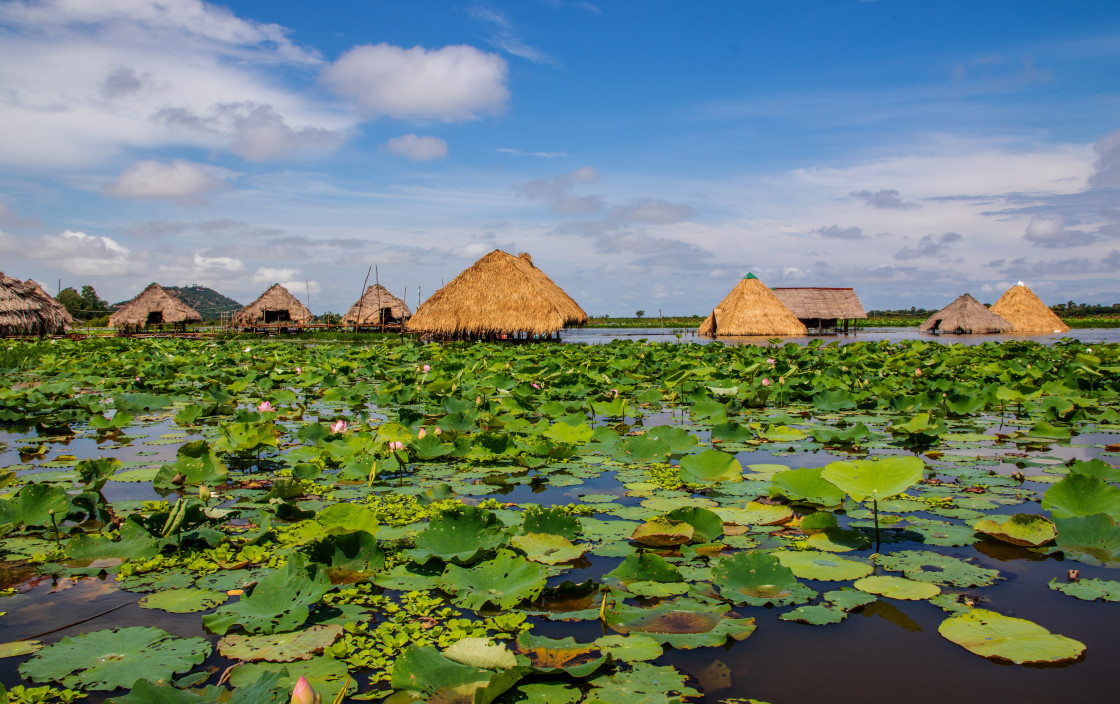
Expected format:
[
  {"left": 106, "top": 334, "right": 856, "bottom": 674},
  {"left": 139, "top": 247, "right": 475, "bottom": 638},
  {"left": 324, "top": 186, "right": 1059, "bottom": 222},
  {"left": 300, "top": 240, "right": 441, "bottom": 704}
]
[
  {"left": 406, "top": 250, "right": 587, "bottom": 337},
  {"left": 919, "top": 293, "right": 1013, "bottom": 334},
  {"left": 341, "top": 285, "right": 412, "bottom": 324},
  {"left": 990, "top": 283, "right": 1070, "bottom": 334},
  {"left": 234, "top": 284, "right": 314, "bottom": 325},
  {"left": 772, "top": 287, "right": 868, "bottom": 320},
  {"left": 109, "top": 283, "right": 203, "bottom": 328},
  {"left": 698, "top": 274, "right": 808, "bottom": 337},
  {"left": 0, "top": 272, "right": 72, "bottom": 334}
]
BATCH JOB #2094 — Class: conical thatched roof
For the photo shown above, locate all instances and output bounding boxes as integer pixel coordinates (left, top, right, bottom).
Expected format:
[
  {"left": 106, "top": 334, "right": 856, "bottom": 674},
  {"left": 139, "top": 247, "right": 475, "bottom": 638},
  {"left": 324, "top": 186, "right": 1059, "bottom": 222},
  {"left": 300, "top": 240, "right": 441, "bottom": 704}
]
[
  {"left": 406, "top": 250, "right": 587, "bottom": 338},
  {"left": 109, "top": 283, "right": 202, "bottom": 328},
  {"left": 341, "top": 285, "right": 412, "bottom": 325},
  {"left": 698, "top": 274, "right": 808, "bottom": 337},
  {"left": 772, "top": 287, "right": 868, "bottom": 320},
  {"left": 990, "top": 283, "right": 1070, "bottom": 334},
  {"left": 919, "top": 293, "right": 1013, "bottom": 334},
  {"left": 0, "top": 272, "right": 72, "bottom": 335},
  {"left": 234, "top": 284, "right": 314, "bottom": 325}
]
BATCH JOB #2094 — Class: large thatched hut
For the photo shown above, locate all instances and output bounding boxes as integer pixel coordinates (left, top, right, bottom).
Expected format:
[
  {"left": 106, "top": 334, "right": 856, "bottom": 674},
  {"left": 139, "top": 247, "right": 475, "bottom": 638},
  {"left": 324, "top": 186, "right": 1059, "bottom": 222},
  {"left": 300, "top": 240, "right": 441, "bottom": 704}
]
[
  {"left": 234, "top": 284, "right": 314, "bottom": 326},
  {"left": 109, "top": 283, "right": 202, "bottom": 330},
  {"left": 0, "top": 272, "right": 72, "bottom": 336},
  {"left": 698, "top": 274, "right": 808, "bottom": 337},
  {"left": 342, "top": 285, "right": 412, "bottom": 326},
  {"left": 990, "top": 282, "right": 1069, "bottom": 334},
  {"left": 919, "top": 294, "right": 1013, "bottom": 334},
  {"left": 406, "top": 250, "right": 587, "bottom": 340},
  {"left": 772, "top": 287, "right": 867, "bottom": 333}
]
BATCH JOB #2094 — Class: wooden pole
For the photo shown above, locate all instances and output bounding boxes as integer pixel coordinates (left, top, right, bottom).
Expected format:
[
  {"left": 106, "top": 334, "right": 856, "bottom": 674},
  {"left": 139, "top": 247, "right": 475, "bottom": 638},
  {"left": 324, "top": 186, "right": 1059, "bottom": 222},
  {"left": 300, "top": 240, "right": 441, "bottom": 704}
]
[
  {"left": 375, "top": 265, "right": 382, "bottom": 327},
  {"left": 355, "top": 265, "right": 372, "bottom": 333}
]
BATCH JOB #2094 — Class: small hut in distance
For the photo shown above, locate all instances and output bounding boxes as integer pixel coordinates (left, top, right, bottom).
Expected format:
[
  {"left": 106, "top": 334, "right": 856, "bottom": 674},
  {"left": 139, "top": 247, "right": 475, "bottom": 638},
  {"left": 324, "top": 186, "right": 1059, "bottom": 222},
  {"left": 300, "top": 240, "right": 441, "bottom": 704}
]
[
  {"left": 109, "top": 283, "right": 202, "bottom": 332},
  {"left": 406, "top": 250, "right": 587, "bottom": 341},
  {"left": 342, "top": 285, "right": 412, "bottom": 327},
  {"left": 772, "top": 287, "right": 867, "bottom": 334},
  {"left": 1, "top": 272, "right": 72, "bottom": 336},
  {"left": 698, "top": 273, "right": 808, "bottom": 337},
  {"left": 920, "top": 293, "right": 1013, "bottom": 334},
  {"left": 991, "top": 282, "right": 1070, "bottom": 334},
  {"left": 234, "top": 284, "right": 314, "bottom": 327}
]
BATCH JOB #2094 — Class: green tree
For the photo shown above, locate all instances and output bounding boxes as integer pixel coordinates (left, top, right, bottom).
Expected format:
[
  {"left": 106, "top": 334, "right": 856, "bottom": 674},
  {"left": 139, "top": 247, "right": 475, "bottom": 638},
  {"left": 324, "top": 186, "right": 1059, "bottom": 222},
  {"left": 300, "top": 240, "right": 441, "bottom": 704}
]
[
  {"left": 56, "top": 285, "right": 110, "bottom": 320},
  {"left": 80, "top": 286, "right": 110, "bottom": 318},
  {"left": 635, "top": 310, "right": 645, "bottom": 319},
  {"left": 56, "top": 287, "right": 84, "bottom": 319}
]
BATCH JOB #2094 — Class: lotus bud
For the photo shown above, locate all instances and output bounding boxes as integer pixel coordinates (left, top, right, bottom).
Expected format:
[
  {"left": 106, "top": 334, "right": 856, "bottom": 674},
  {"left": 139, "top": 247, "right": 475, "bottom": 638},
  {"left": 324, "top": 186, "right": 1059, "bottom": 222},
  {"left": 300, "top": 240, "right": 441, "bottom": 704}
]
[
  {"left": 433, "top": 426, "right": 442, "bottom": 436},
  {"left": 172, "top": 473, "right": 185, "bottom": 486},
  {"left": 418, "top": 428, "right": 426, "bottom": 439},
  {"left": 199, "top": 485, "right": 211, "bottom": 502},
  {"left": 290, "top": 676, "right": 321, "bottom": 704},
  {"left": 914, "top": 368, "right": 922, "bottom": 377},
  {"left": 762, "top": 378, "right": 771, "bottom": 387},
  {"left": 1068, "top": 569, "right": 1080, "bottom": 582}
]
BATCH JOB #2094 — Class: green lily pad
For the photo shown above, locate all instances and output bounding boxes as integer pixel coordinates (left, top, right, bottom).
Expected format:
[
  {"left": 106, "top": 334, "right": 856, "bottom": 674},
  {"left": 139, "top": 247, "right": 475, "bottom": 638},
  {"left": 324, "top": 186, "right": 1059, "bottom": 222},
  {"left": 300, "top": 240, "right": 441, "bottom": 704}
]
[
  {"left": 586, "top": 662, "right": 700, "bottom": 703},
  {"left": 875, "top": 551, "right": 1000, "bottom": 587},
  {"left": 714, "top": 502, "right": 794, "bottom": 527},
  {"left": 1054, "top": 514, "right": 1120, "bottom": 566},
  {"left": 938, "top": 609, "right": 1085, "bottom": 664},
  {"left": 510, "top": 533, "right": 587, "bottom": 564},
  {"left": 409, "top": 505, "right": 510, "bottom": 565},
  {"left": 604, "top": 599, "right": 756, "bottom": 649},
  {"left": 630, "top": 517, "right": 694, "bottom": 547},
  {"left": 217, "top": 624, "right": 344, "bottom": 662},
  {"left": 779, "top": 604, "right": 847, "bottom": 625},
  {"left": 711, "top": 551, "right": 815, "bottom": 606},
  {"left": 443, "top": 638, "right": 518, "bottom": 670},
  {"left": 605, "top": 551, "right": 683, "bottom": 586},
  {"left": 0, "top": 640, "right": 43, "bottom": 658},
  {"left": 202, "top": 555, "right": 331, "bottom": 635},
  {"left": 854, "top": 575, "right": 941, "bottom": 600},
  {"left": 678, "top": 450, "right": 743, "bottom": 483},
  {"left": 515, "top": 633, "right": 609, "bottom": 677},
  {"left": 664, "top": 506, "right": 724, "bottom": 542},
  {"left": 820, "top": 456, "right": 925, "bottom": 503},
  {"left": 771, "top": 467, "right": 846, "bottom": 507},
  {"left": 139, "top": 588, "right": 228, "bottom": 613},
  {"left": 973, "top": 514, "right": 1057, "bottom": 547},
  {"left": 1042, "top": 474, "right": 1120, "bottom": 519},
  {"left": 19, "top": 627, "right": 210, "bottom": 691},
  {"left": 592, "top": 635, "right": 664, "bottom": 662},
  {"left": 1048, "top": 577, "right": 1120, "bottom": 602},
  {"left": 774, "top": 551, "right": 873, "bottom": 581},
  {"left": 441, "top": 549, "right": 548, "bottom": 610}
]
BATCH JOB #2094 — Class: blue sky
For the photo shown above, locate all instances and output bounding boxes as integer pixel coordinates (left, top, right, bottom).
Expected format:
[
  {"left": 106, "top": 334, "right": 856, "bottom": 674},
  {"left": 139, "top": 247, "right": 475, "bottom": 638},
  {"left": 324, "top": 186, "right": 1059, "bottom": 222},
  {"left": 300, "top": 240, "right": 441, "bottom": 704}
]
[{"left": 1, "top": 0, "right": 1118, "bottom": 316}]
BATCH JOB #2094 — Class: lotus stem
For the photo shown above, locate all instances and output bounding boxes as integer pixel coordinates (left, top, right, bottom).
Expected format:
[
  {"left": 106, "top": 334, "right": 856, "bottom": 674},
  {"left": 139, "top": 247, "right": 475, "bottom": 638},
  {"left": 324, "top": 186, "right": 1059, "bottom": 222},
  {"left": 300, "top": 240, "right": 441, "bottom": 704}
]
[{"left": 48, "top": 508, "right": 60, "bottom": 550}]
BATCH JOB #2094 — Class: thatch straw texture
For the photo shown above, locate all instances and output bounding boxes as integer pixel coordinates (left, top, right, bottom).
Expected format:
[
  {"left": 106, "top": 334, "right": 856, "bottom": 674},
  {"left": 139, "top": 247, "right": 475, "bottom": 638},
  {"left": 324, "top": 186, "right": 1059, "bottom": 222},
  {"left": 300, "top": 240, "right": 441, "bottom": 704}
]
[
  {"left": 341, "top": 285, "right": 412, "bottom": 324},
  {"left": 919, "top": 293, "right": 1013, "bottom": 334},
  {"left": 990, "top": 283, "right": 1069, "bottom": 333},
  {"left": 772, "top": 287, "right": 868, "bottom": 320},
  {"left": 109, "top": 283, "right": 203, "bottom": 328},
  {"left": 406, "top": 250, "right": 587, "bottom": 338},
  {"left": 698, "top": 274, "right": 808, "bottom": 337},
  {"left": 0, "top": 272, "right": 72, "bottom": 335},
  {"left": 234, "top": 284, "right": 314, "bottom": 326}
]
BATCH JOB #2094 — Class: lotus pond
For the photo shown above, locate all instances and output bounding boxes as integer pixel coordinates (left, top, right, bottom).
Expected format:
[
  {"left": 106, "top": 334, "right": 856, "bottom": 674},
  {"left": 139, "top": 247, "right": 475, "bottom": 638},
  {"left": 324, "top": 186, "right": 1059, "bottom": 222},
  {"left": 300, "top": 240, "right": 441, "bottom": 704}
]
[{"left": 0, "top": 337, "right": 1118, "bottom": 703}]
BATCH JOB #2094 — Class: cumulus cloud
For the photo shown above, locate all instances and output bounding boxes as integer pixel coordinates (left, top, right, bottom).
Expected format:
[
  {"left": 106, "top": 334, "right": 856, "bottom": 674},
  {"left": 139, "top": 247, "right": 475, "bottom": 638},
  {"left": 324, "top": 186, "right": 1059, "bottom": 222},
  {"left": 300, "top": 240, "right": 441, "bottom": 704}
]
[
  {"left": 1089, "top": 130, "right": 1120, "bottom": 189},
  {"left": 1024, "top": 214, "right": 1092, "bottom": 248},
  {"left": 520, "top": 166, "right": 605, "bottom": 214},
  {"left": 814, "top": 225, "right": 866, "bottom": 240},
  {"left": 152, "top": 103, "right": 347, "bottom": 161},
  {"left": 253, "top": 267, "right": 301, "bottom": 284},
  {"left": 385, "top": 134, "right": 449, "bottom": 161},
  {"left": 322, "top": 43, "right": 509, "bottom": 121},
  {"left": 20, "top": 230, "right": 143, "bottom": 277},
  {"left": 105, "top": 159, "right": 233, "bottom": 205},
  {"left": 894, "top": 232, "right": 964, "bottom": 260},
  {"left": 850, "top": 189, "right": 918, "bottom": 210}
]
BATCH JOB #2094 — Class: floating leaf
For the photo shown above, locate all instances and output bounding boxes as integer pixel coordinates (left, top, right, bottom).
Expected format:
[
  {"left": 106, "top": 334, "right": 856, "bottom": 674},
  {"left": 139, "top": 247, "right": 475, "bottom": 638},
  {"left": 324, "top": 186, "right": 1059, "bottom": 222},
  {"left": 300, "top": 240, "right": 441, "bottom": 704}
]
[
  {"left": 604, "top": 599, "right": 756, "bottom": 649},
  {"left": 441, "top": 550, "right": 548, "bottom": 610},
  {"left": 218, "top": 625, "right": 343, "bottom": 662},
  {"left": 515, "top": 633, "right": 609, "bottom": 677},
  {"left": 1054, "top": 513, "right": 1120, "bottom": 566},
  {"left": 820, "top": 456, "right": 925, "bottom": 503},
  {"left": 774, "top": 551, "right": 873, "bottom": 581},
  {"left": 1042, "top": 474, "right": 1120, "bottom": 519},
  {"left": 139, "top": 588, "right": 227, "bottom": 613},
  {"left": 664, "top": 506, "right": 724, "bottom": 542},
  {"left": 630, "top": 517, "right": 694, "bottom": 547},
  {"left": 711, "top": 551, "right": 814, "bottom": 606},
  {"left": 771, "top": 467, "right": 846, "bottom": 507},
  {"left": 443, "top": 638, "right": 518, "bottom": 670},
  {"left": 605, "top": 551, "right": 683, "bottom": 586},
  {"left": 203, "top": 555, "right": 331, "bottom": 635},
  {"left": 938, "top": 609, "right": 1085, "bottom": 664},
  {"left": 510, "top": 533, "right": 587, "bottom": 564},
  {"left": 854, "top": 575, "right": 941, "bottom": 600},
  {"left": 409, "top": 505, "right": 510, "bottom": 565},
  {"left": 875, "top": 551, "right": 1000, "bottom": 587},
  {"left": 678, "top": 450, "right": 743, "bottom": 483},
  {"left": 592, "top": 635, "right": 663, "bottom": 662},
  {"left": 973, "top": 514, "right": 1057, "bottom": 547},
  {"left": 1048, "top": 577, "right": 1120, "bottom": 602}
]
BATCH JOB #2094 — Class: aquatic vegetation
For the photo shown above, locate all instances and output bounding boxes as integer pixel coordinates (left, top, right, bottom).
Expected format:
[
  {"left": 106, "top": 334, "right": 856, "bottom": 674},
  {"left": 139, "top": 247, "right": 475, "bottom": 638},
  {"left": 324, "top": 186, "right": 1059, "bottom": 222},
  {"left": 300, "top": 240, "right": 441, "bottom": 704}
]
[{"left": 0, "top": 336, "right": 1117, "bottom": 701}]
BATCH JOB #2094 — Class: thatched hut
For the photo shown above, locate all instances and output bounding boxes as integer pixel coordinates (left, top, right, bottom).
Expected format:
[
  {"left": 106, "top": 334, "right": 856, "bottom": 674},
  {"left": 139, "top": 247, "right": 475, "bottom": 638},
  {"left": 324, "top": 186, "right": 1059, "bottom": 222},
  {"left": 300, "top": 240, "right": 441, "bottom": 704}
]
[
  {"left": 234, "top": 284, "right": 314, "bottom": 326},
  {"left": 919, "top": 294, "right": 1013, "bottom": 334},
  {"left": 0, "top": 272, "right": 72, "bottom": 336},
  {"left": 772, "top": 287, "right": 867, "bottom": 333},
  {"left": 698, "top": 274, "right": 808, "bottom": 337},
  {"left": 990, "top": 282, "right": 1070, "bottom": 334},
  {"left": 341, "top": 285, "right": 412, "bottom": 326},
  {"left": 406, "top": 250, "right": 587, "bottom": 340},
  {"left": 109, "top": 283, "right": 202, "bottom": 331}
]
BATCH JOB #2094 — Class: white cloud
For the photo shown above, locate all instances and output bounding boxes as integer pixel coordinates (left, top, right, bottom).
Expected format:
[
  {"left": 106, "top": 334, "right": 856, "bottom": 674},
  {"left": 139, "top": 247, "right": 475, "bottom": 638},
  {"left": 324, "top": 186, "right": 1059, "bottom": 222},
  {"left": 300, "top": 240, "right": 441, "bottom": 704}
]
[
  {"left": 105, "top": 159, "right": 233, "bottom": 205},
  {"left": 385, "top": 134, "right": 449, "bottom": 161},
  {"left": 520, "top": 167, "right": 604, "bottom": 214},
  {"left": 322, "top": 43, "right": 509, "bottom": 121},
  {"left": 1024, "top": 214, "right": 1092, "bottom": 247},
  {"left": 498, "top": 148, "right": 569, "bottom": 158},
  {"left": 466, "top": 6, "right": 558, "bottom": 65},
  {"left": 253, "top": 267, "right": 301, "bottom": 284},
  {"left": 30, "top": 229, "right": 142, "bottom": 277},
  {"left": 281, "top": 280, "right": 320, "bottom": 296}
]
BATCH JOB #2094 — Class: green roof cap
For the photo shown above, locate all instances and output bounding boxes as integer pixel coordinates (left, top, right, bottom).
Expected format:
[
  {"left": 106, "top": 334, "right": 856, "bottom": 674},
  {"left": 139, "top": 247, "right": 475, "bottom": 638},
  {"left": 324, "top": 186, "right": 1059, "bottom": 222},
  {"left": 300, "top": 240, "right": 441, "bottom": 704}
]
[{"left": 744, "top": 273, "right": 758, "bottom": 279}]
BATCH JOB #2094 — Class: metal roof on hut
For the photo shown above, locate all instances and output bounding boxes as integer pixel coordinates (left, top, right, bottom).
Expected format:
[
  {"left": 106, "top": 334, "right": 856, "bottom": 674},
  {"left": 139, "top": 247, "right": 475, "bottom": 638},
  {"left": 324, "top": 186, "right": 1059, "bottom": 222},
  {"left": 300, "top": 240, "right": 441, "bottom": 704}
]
[
  {"left": 234, "top": 284, "right": 314, "bottom": 326},
  {"left": 0, "top": 272, "right": 72, "bottom": 335},
  {"left": 698, "top": 273, "right": 808, "bottom": 337},
  {"left": 109, "top": 283, "right": 202, "bottom": 328},
  {"left": 406, "top": 250, "right": 588, "bottom": 339},
  {"left": 771, "top": 287, "right": 868, "bottom": 321},
  {"left": 919, "top": 293, "right": 1013, "bottom": 334},
  {"left": 341, "top": 285, "right": 412, "bottom": 325},
  {"left": 990, "top": 282, "right": 1070, "bottom": 334}
]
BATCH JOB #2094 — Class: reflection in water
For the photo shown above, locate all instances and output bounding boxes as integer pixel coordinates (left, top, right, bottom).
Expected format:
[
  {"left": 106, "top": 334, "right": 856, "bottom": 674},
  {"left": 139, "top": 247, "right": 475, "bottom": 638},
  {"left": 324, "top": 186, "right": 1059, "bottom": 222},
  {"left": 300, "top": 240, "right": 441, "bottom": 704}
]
[{"left": 860, "top": 600, "right": 923, "bottom": 632}]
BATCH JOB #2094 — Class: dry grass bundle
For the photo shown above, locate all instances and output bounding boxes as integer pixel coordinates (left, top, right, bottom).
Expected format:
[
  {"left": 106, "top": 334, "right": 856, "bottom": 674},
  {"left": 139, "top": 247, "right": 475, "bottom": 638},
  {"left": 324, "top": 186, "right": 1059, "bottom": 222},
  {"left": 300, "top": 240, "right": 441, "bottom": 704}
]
[
  {"left": 109, "top": 283, "right": 203, "bottom": 328},
  {"left": 919, "top": 293, "right": 1013, "bottom": 334},
  {"left": 406, "top": 251, "right": 587, "bottom": 338},
  {"left": 772, "top": 287, "right": 867, "bottom": 320},
  {"left": 990, "top": 283, "right": 1069, "bottom": 334},
  {"left": 0, "top": 272, "right": 72, "bottom": 335},
  {"left": 341, "top": 285, "right": 412, "bottom": 325},
  {"left": 698, "top": 274, "right": 808, "bottom": 337},
  {"left": 234, "top": 284, "right": 314, "bottom": 326}
]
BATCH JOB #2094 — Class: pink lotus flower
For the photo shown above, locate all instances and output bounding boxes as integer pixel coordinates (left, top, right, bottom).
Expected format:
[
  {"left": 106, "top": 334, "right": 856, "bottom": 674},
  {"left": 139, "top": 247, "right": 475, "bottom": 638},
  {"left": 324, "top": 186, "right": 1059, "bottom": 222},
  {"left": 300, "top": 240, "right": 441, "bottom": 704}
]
[
  {"left": 611, "top": 388, "right": 619, "bottom": 398},
  {"left": 258, "top": 400, "right": 273, "bottom": 412},
  {"left": 330, "top": 419, "right": 348, "bottom": 434},
  {"left": 135, "top": 376, "right": 141, "bottom": 382},
  {"left": 418, "top": 428, "right": 427, "bottom": 439},
  {"left": 531, "top": 382, "right": 540, "bottom": 390},
  {"left": 295, "top": 366, "right": 302, "bottom": 374},
  {"left": 388, "top": 440, "right": 404, "bottom": 451},
  {"left": 433, "top": 426, "right": 442, "bottom": 436},
  {"left": 422, "top": 364, "right": 431, "bottom": 372},
  {"left": 766, "top": 358, "right": 776, "bottom": 365},
  {"left": 290, "top": 676, "right": 320, "bottom": 704},
  {"left": 762, "top": 378, "right": 771, "bottom": 387}
]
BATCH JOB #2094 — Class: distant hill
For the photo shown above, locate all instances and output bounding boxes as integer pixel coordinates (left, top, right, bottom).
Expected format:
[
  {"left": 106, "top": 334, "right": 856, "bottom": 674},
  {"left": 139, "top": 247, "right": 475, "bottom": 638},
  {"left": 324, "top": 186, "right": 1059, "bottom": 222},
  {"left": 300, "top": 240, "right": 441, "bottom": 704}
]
[{"left": 113, "top": 285, "right": 242, "bottom": 320}]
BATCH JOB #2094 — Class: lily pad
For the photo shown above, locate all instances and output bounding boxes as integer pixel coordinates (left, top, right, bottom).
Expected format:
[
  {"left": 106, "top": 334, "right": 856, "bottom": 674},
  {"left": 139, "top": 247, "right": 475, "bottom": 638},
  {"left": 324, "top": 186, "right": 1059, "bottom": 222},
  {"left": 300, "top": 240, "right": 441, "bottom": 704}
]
[
  {"left": 139, "top": 588, "right": 228, "bottom": 613},
  {"left": 1048, "top": 577, "right": 1120, "bottom": 602},
  {"left": 510, "top": 533, "right": 587, "bottom": 565},
  {"left": 774, "top": 551, "right": 873, "bottom": 581},
  {"left": 854, "top": 575, "right": 941, "bottom": 600},
  {"left": 711, "top": 551, "right": 814, "bottom": 606},
  {"left": 875, "top": 550, "right": 1001, "bottom": 587},
  {"left": 938, "top": 609, "right": 1085, "bottom": 664},
  {"left": 973, "top": 514, "right": 1057, "bottom": 547},
  {"left": 820, "top": 456, "right": 925, "bottom": 503},
  {"left": 678, "top": 450, "right": 743, "bottom": 483},
  {"left": 630, "top": 517, "right": 694, "bottom": 547},
  {"left": 218, "top": 624, "right": 344, "bottom": 662},
  {"left": 441, "top": 549, "right": 548, "bottom": 610},
  {"left": 604, "top": 599, "right": 756, "bottom": 649}
]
